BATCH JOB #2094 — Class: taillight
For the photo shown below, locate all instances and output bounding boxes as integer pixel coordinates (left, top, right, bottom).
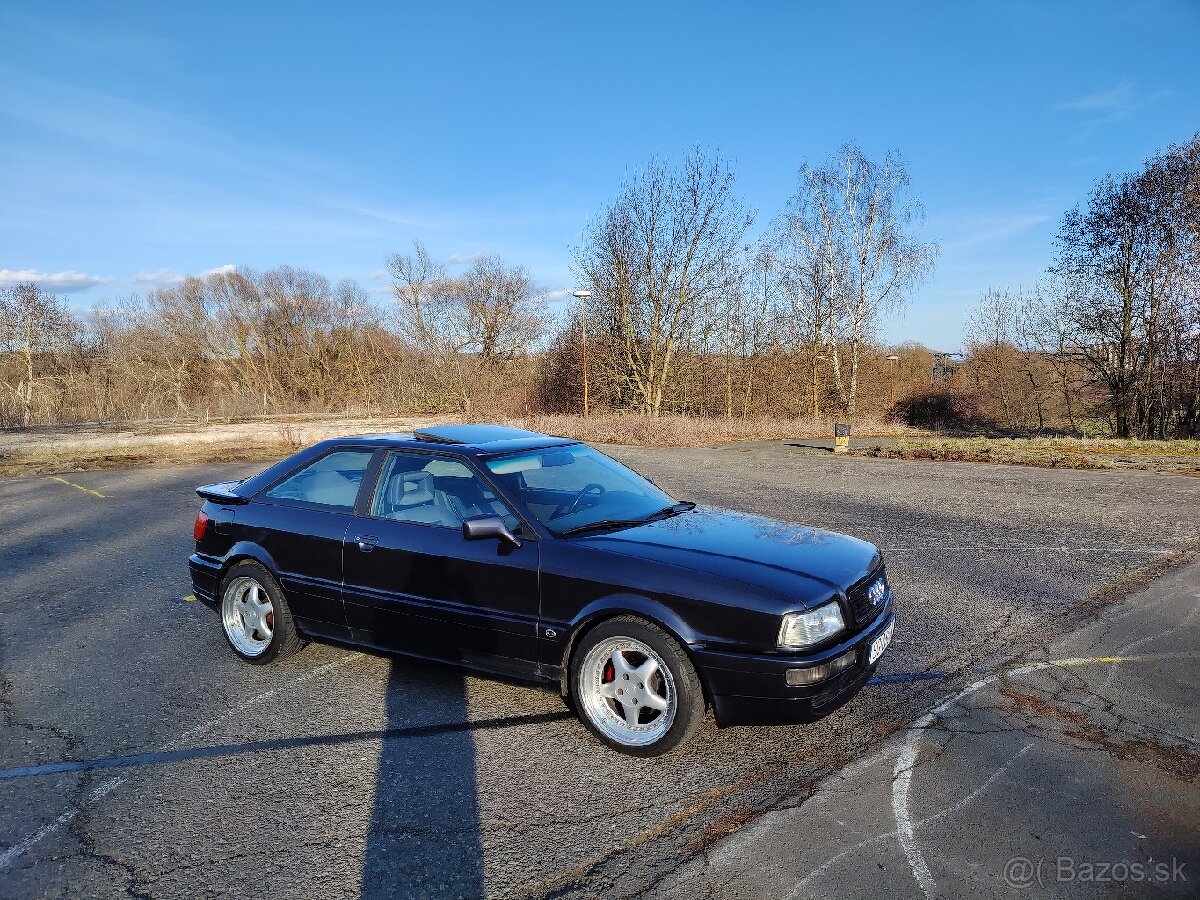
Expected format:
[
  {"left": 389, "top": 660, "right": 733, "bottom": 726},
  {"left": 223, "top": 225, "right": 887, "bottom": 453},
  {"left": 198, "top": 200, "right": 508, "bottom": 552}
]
[{"left": 194, "top": 510, "right": 209, "bottom": 542}]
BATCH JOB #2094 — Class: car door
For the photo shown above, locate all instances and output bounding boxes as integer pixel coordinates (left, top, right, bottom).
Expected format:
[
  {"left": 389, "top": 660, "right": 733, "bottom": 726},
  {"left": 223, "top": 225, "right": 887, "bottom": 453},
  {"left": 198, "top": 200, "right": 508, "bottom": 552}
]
[
  {"left": 342, "top": 450, "right": 541, "bottom": 675},
  {"left": 249, "top": 447, "right": 376, "bottom": 637}
]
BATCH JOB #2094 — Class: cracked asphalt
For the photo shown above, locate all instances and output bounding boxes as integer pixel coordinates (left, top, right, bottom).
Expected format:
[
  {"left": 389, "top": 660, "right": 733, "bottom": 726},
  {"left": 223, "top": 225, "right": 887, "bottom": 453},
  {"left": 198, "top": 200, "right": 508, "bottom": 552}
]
[{"left": 1, "top": 442, "right": 1198, "bottom": 898}]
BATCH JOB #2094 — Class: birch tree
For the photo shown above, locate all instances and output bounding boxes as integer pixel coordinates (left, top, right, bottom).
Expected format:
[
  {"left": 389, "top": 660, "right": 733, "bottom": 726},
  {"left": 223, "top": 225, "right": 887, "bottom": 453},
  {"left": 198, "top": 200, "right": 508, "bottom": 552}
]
[{"left": 777, "top": 144, "right": 937, "bottom": 415}]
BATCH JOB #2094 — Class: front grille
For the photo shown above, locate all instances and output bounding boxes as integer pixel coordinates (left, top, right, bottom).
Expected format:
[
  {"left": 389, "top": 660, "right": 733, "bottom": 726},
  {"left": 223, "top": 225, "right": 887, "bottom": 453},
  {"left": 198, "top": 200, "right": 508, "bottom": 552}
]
[{"left": 845, "top": 562, "right": 886, "bottom": 627}]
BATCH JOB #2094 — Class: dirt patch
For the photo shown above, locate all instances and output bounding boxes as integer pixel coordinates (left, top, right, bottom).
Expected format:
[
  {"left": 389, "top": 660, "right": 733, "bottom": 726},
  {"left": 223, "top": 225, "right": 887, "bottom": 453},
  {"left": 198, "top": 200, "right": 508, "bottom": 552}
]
[
  {"left": 0, "top": 416, "right": 455, "bottom": 476},
  {"left": 998, "top": 684, "right": 1200, "bottom": 783}
]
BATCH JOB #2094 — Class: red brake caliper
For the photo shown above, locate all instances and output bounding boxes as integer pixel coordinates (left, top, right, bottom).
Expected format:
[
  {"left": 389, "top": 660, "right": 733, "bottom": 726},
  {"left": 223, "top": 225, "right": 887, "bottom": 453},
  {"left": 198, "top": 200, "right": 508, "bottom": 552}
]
[{"left": 603, "top": 659, "right": 615, "bottom": 683}]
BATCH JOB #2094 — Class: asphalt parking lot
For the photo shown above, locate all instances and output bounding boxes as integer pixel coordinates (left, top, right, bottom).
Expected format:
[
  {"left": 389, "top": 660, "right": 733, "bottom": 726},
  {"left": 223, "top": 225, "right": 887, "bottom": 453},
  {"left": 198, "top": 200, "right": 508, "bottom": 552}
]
[{"left": 2, "top": 442, "right": 1198, "bottom": 898}]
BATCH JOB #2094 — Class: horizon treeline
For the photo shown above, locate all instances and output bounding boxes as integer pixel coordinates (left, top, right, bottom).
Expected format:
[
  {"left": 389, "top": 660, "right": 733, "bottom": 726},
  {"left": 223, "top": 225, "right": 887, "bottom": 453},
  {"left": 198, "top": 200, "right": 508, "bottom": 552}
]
[{"left": 2, "top": 136, "right": 1198, "bottom": 438}]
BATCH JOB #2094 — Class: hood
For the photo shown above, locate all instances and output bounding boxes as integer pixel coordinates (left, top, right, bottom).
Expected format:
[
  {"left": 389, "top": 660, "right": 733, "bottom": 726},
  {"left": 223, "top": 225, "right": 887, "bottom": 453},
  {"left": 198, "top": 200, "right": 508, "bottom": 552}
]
[{"left": 577, "top": 506, "right": 879, "bottom": 607}]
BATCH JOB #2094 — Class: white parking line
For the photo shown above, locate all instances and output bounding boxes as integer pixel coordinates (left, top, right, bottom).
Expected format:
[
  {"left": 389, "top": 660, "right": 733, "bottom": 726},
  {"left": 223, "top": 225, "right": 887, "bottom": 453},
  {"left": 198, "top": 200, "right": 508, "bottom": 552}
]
[
  {"left": 0, "top": 652, "right": 362, "bottom": 873},
  {"left": 890, "top": 648, "right": 1200, "bottom": 898},
  {"left": 881, "top": 546, "right": 1172, "bottom": 554},
  {"left": 791, "top": 743, "right": 1032, "bottom": 896}
]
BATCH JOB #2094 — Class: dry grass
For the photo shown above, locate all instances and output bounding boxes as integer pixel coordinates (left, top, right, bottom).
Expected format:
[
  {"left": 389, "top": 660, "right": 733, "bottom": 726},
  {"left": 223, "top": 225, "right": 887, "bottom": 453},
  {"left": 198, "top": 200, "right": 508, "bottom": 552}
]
[
  {"left": 852, "top": 437, "right": 1200, "bottom": 475},
  {"left": 1031, "top": 438, "right": 1200, "bottom": 457},
  {"left": 4, "top": 413, "right": 1198, "bottom": 477},
  {"left": 516, "top": 413, "right": 925, "bottom": 447}
]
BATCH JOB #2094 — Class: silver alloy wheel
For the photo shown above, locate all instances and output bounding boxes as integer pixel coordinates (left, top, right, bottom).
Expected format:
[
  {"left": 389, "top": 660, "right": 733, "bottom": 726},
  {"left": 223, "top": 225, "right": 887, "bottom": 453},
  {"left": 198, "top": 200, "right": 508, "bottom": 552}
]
[
  {"left": 221, "top": 576, "right": 275, "bottom": 657},
  {"left": 578, "top": 636, "right": 676, "bottom": 747}
]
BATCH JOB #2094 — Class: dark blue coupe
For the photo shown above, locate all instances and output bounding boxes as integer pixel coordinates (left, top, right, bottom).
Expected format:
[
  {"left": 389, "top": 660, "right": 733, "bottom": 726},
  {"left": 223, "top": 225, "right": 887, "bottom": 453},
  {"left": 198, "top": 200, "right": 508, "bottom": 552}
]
[{"left": 189, "top": 424, "right": 895, "bottom": 754}]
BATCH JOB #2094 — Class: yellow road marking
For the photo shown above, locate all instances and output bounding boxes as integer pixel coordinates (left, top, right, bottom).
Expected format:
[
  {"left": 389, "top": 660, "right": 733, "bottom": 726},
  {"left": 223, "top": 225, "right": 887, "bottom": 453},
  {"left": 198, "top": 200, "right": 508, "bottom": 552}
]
[
  {"left": 1046, "top": 650, "right": 1200, "bottom": 667},
  {"left": 47, "top": 476, "right": 105, "bottom": 498},
  {"left": 182, "top": 595, "right": 196, "bottom": 602}
]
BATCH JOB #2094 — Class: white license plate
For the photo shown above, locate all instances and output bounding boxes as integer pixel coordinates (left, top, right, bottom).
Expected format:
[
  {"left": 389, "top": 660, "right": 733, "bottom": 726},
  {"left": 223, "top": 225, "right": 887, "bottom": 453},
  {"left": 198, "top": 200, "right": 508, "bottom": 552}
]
[{"left": 868, "top": 621, "right": 894, "bottom": 665}]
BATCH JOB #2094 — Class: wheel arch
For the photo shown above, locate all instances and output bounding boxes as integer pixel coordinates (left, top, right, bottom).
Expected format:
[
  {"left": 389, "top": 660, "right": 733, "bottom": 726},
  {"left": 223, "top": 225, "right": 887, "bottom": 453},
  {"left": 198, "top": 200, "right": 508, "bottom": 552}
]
[
  {"left": 216, "top": 543, "right": 281, "bottom": 590},
  {"left": 558, "top": 594, "right": 711, "bottom": 703}
]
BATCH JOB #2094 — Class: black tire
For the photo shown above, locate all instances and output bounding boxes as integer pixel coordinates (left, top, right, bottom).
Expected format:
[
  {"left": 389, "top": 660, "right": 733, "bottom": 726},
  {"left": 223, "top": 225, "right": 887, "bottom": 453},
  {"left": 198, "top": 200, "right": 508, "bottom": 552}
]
[
  {"left": 570, "top": 615, "right": 705, "bottom": 756},
  {"left": 218, "top": 561, "right": 306, "bottom": 664}
]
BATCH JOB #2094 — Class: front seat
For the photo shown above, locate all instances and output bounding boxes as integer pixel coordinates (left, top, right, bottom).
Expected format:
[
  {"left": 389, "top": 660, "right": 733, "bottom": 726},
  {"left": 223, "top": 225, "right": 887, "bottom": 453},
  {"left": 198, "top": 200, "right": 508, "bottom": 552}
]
[{"left": 384, "top": 470, "right": 458, "bottom": 527}]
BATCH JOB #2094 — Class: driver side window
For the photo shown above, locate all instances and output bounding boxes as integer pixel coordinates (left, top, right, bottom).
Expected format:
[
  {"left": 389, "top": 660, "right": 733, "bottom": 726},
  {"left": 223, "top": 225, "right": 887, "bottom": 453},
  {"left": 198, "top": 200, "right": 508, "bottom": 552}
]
[{"left": 371, "top": 452, "right": 520, "bottom": 532}]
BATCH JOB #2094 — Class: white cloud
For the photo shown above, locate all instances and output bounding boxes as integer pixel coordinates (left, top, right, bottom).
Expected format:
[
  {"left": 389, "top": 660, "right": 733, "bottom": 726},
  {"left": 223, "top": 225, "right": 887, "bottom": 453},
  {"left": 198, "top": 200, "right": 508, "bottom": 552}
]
[
  {"left": 937, "top": 213, "right": 1052, "bottom": 251},
  {"left": 132, "top": 264, "right": 237, "bottom": 287},
  {"left": 447, "top": 252, "right": 485, "bottom": 265},
  {"left": 542, "top": 288, "right": 572, "bottom": 301},
  {"left": 133, "top": 268, "right": 183, "bottom": 285},
  {"left": 1053, "top": 79, "right": 1171, "bottom": 128},
  {"left": 0, "top": 268, "right": 113, "bottom": 292},
  {"left": 1055, "top": 79, "right": 1137, "bottom": 113}
]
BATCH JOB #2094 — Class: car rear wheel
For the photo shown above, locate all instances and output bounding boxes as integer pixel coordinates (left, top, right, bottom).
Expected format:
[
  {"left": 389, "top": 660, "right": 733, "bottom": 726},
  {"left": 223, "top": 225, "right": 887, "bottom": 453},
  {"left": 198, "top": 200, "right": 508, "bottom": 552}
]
[
  {"left": 220, "top": 561, "right": 305, "bottom": 664},
  {"left": 571, "top": 616, "right": 705, "bottom": 756}
]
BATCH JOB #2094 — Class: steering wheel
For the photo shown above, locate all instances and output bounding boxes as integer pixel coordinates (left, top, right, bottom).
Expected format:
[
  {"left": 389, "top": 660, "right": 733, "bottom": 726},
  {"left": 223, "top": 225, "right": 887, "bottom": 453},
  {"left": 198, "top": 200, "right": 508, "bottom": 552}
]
[{"left": 550, "top": 483, "right": 606, "bottom": 520}]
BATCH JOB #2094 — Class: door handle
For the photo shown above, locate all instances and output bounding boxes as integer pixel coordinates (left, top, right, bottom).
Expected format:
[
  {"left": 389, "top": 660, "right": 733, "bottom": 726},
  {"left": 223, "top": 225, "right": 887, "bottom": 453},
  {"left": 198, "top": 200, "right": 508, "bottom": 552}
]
[{"left": 354, "top": 534, "right": 378, "bottom": 552}]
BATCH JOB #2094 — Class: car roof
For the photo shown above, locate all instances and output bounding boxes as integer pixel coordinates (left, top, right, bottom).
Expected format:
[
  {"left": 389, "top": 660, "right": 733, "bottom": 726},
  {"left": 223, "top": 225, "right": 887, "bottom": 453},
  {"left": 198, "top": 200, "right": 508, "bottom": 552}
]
[
  {"left": 231, "top": 424, "right": 578, "bottom": 499},
  {"left": 327, "top": 423, "right": 578, "bottom": 455}
]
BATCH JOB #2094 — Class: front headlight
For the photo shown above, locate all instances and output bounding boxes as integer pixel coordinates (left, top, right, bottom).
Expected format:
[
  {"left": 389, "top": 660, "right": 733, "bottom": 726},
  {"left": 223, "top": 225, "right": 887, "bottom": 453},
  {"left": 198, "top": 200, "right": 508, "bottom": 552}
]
[{"left": 778, "top": 601, "right": 845, "bottom": 649}]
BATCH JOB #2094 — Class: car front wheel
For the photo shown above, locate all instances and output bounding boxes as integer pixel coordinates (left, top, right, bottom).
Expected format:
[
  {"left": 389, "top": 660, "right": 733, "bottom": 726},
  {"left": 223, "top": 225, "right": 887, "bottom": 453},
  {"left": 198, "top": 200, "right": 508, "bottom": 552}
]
[
  {"left": 219, "top": 561, "right": 305, "bottom": 664},
  {"left": 571, "top": 616, "right": 705, "bottom": 756}
]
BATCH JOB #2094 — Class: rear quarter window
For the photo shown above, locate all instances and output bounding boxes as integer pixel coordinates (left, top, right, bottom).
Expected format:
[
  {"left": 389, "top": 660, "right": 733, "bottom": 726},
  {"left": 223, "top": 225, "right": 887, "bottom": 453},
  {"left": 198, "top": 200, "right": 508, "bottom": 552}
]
[{"left": 262, "top": 450, "right": 373, "bottom": 510}]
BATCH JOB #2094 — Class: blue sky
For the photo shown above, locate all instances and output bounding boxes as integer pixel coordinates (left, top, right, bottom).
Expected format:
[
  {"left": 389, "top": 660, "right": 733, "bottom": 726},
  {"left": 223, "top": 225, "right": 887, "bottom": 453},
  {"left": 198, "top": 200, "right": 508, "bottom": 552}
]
[{"left": 2, "top": 0, "right": 1197, "bottom": 349}]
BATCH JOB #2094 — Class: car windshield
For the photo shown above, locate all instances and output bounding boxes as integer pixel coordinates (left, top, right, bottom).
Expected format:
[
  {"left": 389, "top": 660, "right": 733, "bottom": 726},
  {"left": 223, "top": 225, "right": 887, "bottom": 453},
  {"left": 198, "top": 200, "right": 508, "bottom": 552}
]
[{"left": 484, "top": 445, "right": 682, "bottom": 535}]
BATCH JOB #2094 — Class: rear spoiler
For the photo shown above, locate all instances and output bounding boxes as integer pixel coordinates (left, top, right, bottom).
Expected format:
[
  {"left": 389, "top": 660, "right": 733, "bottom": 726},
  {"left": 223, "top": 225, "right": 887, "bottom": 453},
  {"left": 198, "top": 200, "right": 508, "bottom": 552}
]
[{"left": 196, "top": 481, "right": 250, "bottom": 505}]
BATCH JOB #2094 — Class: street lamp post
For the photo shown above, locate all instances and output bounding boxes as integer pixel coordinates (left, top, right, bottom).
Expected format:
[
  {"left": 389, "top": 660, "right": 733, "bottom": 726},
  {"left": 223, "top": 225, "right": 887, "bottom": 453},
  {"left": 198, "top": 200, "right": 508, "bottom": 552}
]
[
  {"left": 572, "top": 290, "right": 592, "bottom": 418},
  {"left": 885, "top": 354, "right": 899, "bottom": 407}
]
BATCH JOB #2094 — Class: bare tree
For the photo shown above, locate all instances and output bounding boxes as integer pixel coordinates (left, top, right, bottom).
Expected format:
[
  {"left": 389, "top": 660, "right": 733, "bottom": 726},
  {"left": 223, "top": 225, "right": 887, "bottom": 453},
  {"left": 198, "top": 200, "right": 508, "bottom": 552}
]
[
  {"left": 456, "top": 256, "right": 547, "bottom": 364},
  {"left": 574, "top": 147, "right": 753, "bottom": 416},
  {"left": 0, "top": 282, "right": 75, "bottom": 426},
  {"left": 963, "top": 288, "right": 1020, "bottom": 427},
  {"left": 773, "top": 198, "right": 842, "bottom": 417},
  {"left": 776, "top": 144, "right": 937, "bottom": 416},
  {"left": 712, "top": 245, "right": 782, "bottom": 418},
  {"left": 1052, "top": 132, "right": 1200, "bottom": 437},
  {"left": 388, "top": 242, "right": 547, "bottom": 413}
]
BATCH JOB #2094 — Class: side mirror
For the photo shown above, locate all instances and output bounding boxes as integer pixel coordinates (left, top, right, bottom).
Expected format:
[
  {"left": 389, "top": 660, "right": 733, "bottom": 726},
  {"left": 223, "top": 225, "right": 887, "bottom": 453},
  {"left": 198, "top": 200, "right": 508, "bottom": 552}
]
[{"left": 462, "top": 515, "right": 522, "bottom": 547}]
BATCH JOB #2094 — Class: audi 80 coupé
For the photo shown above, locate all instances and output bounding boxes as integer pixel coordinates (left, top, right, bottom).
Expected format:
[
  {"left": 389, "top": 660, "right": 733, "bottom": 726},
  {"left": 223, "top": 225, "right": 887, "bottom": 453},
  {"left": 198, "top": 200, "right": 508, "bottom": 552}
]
[{"left": 189, "top": 424, "right": 895, "bottom": 754}]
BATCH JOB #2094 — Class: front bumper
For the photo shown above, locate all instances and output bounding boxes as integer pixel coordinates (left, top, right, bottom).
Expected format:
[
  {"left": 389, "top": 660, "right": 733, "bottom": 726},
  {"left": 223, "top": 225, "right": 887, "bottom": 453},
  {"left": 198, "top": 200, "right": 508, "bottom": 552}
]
[{"left": 695, "top": 604, "right": 895, "bottom": 727}]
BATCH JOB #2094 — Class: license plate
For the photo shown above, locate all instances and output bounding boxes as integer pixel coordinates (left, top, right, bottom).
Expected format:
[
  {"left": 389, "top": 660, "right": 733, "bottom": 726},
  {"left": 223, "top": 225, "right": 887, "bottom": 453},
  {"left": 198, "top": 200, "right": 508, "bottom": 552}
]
[{"left": 868, "top": 621, "right": 894, "bottom": 665}]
